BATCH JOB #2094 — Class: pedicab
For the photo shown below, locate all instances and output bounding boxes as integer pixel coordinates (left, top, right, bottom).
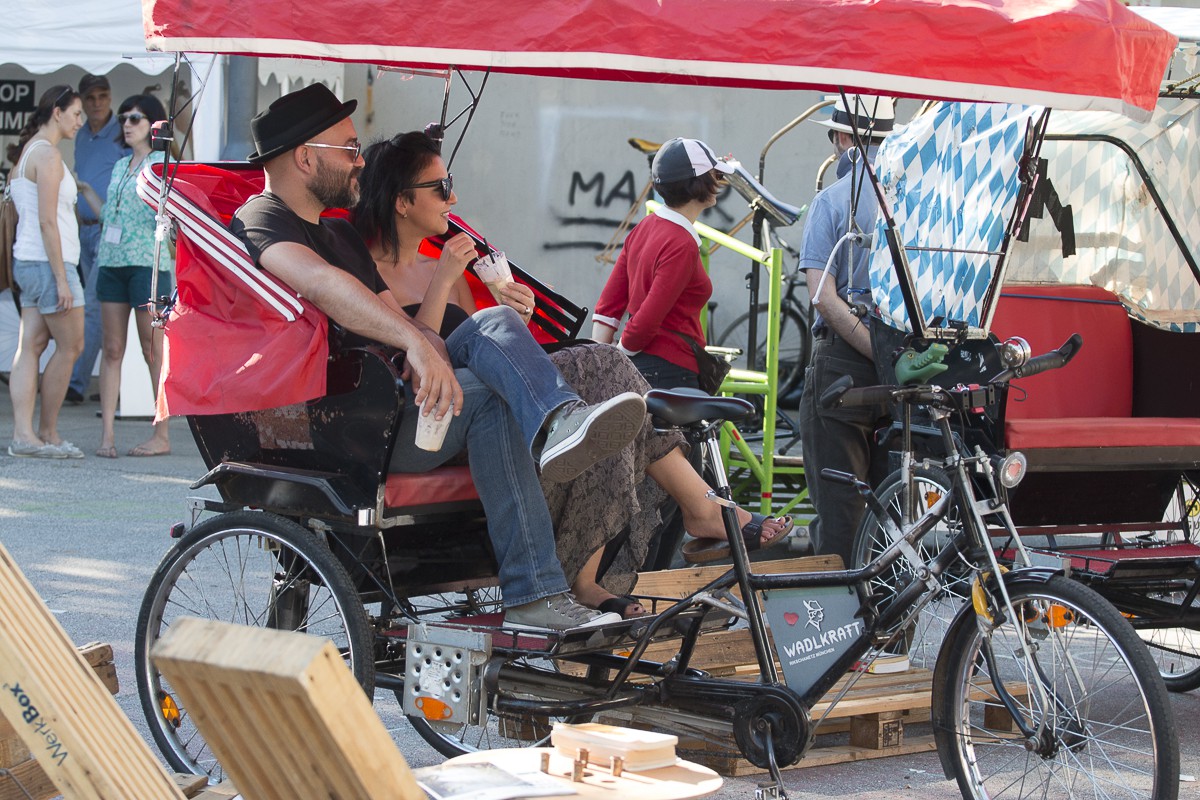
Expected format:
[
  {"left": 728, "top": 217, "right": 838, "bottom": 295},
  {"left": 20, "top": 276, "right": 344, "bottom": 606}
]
[
  {"left": 131, "top": 1, "right": 1185, "bottom": 798},
  {"left": 846, "top": 19, "right": 1200, "bottom": 694}
]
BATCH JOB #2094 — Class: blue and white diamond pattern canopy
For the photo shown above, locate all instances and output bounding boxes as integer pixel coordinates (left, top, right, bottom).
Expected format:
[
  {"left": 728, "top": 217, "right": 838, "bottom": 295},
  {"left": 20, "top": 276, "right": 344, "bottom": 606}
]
[{"left": 868, "top": 102, "right": 1039, "bottom": 334}]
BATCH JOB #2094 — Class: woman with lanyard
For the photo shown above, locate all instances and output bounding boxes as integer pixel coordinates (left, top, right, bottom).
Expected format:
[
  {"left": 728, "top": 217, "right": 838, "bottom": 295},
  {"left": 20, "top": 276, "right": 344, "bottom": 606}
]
[
  {"left": 79, "top": 94, "right": 174, "bottom": 458},
  {"left": 6, "top": 85, "right": 86, "bottom": 459}
]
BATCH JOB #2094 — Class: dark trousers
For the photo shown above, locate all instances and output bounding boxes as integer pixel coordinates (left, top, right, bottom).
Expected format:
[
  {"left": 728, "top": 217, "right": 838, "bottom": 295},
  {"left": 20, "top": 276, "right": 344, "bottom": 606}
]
[{"left": 798, "top": 334, "right": 891, "bottom": 568}]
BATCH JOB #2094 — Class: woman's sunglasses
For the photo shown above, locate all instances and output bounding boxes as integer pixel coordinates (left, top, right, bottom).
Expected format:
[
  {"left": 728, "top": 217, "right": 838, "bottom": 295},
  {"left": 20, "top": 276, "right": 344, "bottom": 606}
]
[
  {"left": 407, "top": 174, "right": 454, "bottom": 201},
  {"left": 118, "top": 112, "right": 148, "bottom": 125}
]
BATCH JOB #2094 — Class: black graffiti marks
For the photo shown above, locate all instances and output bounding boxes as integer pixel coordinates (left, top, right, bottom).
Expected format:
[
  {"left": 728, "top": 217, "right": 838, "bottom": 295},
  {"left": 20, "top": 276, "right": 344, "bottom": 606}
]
[{"left": 547, "top": 169, "right": 737, "bottom": 252}]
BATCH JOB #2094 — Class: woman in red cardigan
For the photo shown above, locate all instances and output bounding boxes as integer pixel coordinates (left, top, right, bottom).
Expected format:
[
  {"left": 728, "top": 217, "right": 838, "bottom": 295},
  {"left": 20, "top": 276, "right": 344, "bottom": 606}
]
[{"left": 592, "top": 137, "right": 730, "bottom": 390}]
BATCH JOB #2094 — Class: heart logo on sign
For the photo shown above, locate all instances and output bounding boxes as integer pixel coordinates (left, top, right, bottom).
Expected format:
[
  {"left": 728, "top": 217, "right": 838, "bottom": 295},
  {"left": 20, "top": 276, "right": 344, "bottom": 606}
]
[{"left": 783, "top": 612, "right": 800, "bottom": 626}]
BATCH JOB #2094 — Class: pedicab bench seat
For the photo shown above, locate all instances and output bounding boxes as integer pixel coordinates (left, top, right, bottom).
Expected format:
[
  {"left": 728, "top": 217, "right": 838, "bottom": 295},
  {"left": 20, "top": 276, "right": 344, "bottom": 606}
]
[
  {"left": 989, "top": 283, "right": 1200, "bottom": 527},
  {"left": 139, "top": 161, "right": 482, "bottom": 519}
]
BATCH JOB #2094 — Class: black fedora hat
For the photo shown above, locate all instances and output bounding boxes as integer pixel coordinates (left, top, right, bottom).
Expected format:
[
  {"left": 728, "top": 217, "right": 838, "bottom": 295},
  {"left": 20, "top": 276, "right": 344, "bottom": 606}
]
[{"left": 247, "top": 83, "right": 357, "bottom": 164}]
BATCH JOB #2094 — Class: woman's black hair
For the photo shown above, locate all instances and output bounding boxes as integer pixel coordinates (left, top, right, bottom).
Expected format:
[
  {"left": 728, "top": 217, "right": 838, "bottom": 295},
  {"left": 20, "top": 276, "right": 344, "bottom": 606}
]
[
  {"left": 353, "top": 131, "right": 442, "bottom": 261},
  {"left": 113, "top": 94, "right": 168, "bottom": 145},
  {"left": 656, "top": 170, "right": 722, "bottom": 208},
  {"left": 8, "top": 85, "right": 78, "bottom": 165}
]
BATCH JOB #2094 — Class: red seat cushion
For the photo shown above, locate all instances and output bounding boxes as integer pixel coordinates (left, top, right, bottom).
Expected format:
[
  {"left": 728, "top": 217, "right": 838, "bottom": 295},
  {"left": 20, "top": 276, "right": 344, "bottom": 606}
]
[
  {"left": 991, "top": 285, "right": 1132, "bottom": 420},
  {"left": 1006, "top": 417, "right": 1200, "bottom": 449},
  {"left": 384, "top": 465, "right": 479, "bottom": 508}
]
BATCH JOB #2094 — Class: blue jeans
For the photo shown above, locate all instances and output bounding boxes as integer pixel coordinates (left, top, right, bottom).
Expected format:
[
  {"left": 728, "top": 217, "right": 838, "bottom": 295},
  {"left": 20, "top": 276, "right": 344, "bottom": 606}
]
[
  {"left": 389, "top": 306, "right": 578, "bottom": 606},
  {"left": 69, "top": 224, "right": 102, "bottom": 395}
]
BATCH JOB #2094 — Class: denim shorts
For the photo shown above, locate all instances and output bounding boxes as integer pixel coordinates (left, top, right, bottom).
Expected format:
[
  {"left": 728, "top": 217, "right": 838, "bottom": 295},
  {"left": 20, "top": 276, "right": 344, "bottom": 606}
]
[
  {"left": 13, "top": 259, "right": 86, "bottom": 314},
  {"left": 630, "top": 352, "right": 700, "bottom": 391},
  {"left": 96, "top": 265, "right": 174, "bottom": 308}
]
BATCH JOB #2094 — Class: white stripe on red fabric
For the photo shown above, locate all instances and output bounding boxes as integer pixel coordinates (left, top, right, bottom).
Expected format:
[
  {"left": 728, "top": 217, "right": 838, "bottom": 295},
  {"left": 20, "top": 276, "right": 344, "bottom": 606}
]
[{"left": 137, "top": 167, "right": 305, "bottom": 322}]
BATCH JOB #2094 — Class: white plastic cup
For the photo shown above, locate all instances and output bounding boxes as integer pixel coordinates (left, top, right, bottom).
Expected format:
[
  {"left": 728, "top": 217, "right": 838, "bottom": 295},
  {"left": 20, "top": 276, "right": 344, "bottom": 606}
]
[
  {"left": 474, "top": 251, "right": 512, "bottom": 285},
  {"left": 415, "top": 406, "right": 452, "bottom": 452}
]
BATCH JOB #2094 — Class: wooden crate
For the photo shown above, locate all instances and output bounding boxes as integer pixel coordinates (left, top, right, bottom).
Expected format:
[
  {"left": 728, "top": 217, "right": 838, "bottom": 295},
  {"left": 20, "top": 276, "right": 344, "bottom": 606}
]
[
  {"left": 0, "top": 644, "right": 120, "bottom": 800},
  {"left": 152, "top": 617, "right": 424, "bottom": 800},
  {"left": 0, "top": 544, "right": 186, "bottom": 800}
]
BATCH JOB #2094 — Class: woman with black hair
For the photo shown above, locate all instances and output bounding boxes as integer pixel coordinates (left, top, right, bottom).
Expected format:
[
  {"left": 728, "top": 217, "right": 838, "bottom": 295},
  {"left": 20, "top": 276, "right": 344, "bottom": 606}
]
[
  {"left": 353, "top": 132, "right": 791, "bottom": 618},
  {"left": 7, "top": 85, "right": 86, "bottom": 459},
  {"left": 78, "top": 94, "right": 175, "bottom": 458},
  {"left": 591, "top": 137, "right": 732, "bottom": 391}
]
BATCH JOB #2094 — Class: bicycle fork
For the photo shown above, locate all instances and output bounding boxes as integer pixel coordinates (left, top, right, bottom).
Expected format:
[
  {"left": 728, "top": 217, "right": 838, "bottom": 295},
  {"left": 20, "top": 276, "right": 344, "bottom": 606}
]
[{"left": 946, "top": 440, "right": 1089, "bottom": 753}]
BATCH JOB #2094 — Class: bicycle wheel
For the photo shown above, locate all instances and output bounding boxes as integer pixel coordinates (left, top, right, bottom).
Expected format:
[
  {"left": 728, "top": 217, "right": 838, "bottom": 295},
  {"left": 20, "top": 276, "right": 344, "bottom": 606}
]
[
  {"left": 716, "top": 303, "right": 810, "bottom": 396},
  {"left": 851, "top": 467, "right": 968, "bottom": 669},
  {"left": 1136, "top": 593, "right": 1200, "bottom": 692},
  {"left": 935, "top": 574, "right": 1178, "bottom": 800},
  {"left": 135, "top": 511, "right": 373, "bottom": 779},
  {"left": 1132, "top": 477, "right": 1199, "bottom": 691}
]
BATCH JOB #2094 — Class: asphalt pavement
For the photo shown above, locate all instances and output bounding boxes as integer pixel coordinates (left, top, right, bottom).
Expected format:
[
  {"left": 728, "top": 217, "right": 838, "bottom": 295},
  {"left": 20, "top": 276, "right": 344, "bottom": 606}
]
[{"left": 1, "top": 392, "right": 1197, "bottom": 799}]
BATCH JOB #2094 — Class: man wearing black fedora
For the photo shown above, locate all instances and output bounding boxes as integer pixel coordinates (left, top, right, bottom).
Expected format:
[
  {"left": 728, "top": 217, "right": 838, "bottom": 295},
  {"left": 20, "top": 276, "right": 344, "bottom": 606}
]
[
  {"left": 230, "top": 83, "right": 647, "bottom": 632},
  {"left": 796, "top": 94, "right": 898, "bottom": 568}
]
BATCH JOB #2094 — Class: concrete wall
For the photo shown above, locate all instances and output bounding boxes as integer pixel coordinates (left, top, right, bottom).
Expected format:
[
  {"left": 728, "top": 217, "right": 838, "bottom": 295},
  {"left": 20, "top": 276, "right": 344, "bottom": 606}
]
[{"left": 342, "top": 69, "right": 867, "bottom": 337}]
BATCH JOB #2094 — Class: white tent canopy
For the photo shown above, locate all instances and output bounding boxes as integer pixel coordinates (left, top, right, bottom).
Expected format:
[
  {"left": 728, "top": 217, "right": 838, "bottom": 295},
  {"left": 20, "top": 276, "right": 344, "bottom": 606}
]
[{"left": 3, "top": 0, "right": 172, "bottom": 74}]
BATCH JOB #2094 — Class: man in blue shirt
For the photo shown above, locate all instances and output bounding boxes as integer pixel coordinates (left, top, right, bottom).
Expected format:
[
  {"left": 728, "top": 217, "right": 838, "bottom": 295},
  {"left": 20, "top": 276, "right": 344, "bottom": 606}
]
[
  {"left": 796, "top": 95, "right": 897, "bottom": 567},
  {"left": 67, "top": 74, "right": 127, "bottom": 403}
]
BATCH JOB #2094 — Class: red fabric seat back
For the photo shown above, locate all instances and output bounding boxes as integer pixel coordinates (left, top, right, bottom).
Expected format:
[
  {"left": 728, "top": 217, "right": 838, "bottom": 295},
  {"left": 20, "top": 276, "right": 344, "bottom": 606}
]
[
  {"left": 138, "top": 163, "right": 328, "bottom": 418},
  {"left": 990, "top": 284, "right": 1132, "bottom": 420}
]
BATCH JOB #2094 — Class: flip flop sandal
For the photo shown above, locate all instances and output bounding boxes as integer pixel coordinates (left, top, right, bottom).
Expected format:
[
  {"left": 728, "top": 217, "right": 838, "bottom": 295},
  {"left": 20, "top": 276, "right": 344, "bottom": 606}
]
[
  {"left": 681, "top": 513, "right": 795, "bottom": 564},
  {"left": 597, "top": 595, "right": 648, "bottom": 619}
]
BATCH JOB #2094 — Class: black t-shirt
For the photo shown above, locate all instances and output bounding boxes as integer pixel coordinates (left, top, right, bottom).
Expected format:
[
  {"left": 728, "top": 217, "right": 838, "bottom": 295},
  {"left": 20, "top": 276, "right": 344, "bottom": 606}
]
[
  {"left": 403, "top": 303, "right": 470, "bottom": 340},
  {"left": 231, "top": 192, "right": 386, "bottom": 348},
  {"left": 231, "top": 192, "right": 386, "bottom": 295}
]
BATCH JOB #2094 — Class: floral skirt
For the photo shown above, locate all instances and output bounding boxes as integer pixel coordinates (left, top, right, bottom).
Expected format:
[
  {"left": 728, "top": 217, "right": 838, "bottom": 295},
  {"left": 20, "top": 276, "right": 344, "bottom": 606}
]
[{"left": 542, "top": 343, "right": 684, "bottom": 595}]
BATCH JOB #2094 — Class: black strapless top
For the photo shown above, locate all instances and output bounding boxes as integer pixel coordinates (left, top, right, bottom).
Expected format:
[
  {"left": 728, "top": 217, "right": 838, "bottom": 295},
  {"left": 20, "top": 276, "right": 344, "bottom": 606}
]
[{"left": 403, "top": 303, "right": 471, "bottom": 339}]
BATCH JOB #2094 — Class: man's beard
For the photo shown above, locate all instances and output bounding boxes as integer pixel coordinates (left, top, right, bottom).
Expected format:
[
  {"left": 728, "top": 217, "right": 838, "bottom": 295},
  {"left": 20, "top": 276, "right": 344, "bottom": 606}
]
[{"left": 310, "top": 158, "right": 359, "bottom": 209}]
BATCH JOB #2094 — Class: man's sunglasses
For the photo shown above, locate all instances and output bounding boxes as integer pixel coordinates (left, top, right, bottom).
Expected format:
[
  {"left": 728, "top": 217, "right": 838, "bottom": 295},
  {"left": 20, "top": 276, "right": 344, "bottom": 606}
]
[
  {"left": 304, "top": 141, "right": 363, "bottom": 161},
  {"left": 117, "top": 112, "right": 148, "bottom": 125},
  {"left": 407, "top": 174, "right": 454, "bottom": 201}
]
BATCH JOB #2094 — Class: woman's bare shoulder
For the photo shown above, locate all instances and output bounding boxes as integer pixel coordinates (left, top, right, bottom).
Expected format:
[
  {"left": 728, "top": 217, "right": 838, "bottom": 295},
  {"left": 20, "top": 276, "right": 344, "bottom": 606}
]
[{"left": 26, "top": 142, "right": 63, "bottom": 181}]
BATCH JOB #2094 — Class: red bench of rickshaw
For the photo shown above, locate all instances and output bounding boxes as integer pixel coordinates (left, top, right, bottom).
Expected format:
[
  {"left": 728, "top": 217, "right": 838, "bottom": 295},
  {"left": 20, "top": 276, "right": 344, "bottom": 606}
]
[
  {"left": 137, "top": 161, "right": 489, "bottom": 521},
  {"left": 990, "top": 283, "right": 1200, "bottom": 532}
]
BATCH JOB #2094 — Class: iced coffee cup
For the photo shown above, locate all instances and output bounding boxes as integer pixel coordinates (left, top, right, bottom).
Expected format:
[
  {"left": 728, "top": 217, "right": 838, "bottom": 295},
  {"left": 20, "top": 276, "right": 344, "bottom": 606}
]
[
  {"left": 415, "top": 404, "right": 452, "bottom": 452},
  {"left": 473, "top": 251, "right": 512, "bottom": 286}
]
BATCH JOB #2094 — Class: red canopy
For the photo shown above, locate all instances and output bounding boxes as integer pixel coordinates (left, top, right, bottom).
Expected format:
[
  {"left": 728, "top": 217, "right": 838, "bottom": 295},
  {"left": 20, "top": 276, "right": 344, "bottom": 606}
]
[{"left": 143, "top": 0, "right": 1175, "bottom": 116}]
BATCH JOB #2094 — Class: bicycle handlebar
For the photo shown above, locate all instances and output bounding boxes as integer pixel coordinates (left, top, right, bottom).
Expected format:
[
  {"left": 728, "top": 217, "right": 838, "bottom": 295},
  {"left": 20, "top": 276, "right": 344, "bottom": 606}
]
[
  {"left": 993, "top": 333, "right": 1083, "bottom": 383},
  {"left": 819, "top": 334, "right": 1084, "bottom": 410},
  {"left": 819, "top": 375, "right": 900, "bottom": 410}
]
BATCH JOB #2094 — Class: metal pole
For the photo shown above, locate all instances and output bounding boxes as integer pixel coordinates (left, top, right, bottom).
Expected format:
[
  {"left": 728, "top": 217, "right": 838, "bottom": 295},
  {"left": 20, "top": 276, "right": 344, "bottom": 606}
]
[{"left": 220, "top": 56, "right": 259, "bottom": 160}]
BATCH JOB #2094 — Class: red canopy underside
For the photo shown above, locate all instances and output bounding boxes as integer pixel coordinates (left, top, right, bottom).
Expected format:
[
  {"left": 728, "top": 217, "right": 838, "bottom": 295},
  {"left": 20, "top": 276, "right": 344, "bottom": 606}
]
[{"left": 143, "top": 0, "right": 1175, "bottom": 116}]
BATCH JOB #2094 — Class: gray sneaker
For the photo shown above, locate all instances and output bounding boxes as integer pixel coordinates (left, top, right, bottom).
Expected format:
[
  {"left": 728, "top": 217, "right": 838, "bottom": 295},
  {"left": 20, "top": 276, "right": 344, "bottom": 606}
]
[
  {"left": 538, "top": 392, "right": 646, "bottom": 483},
  {"left": 505, "top": 593, "right": 622, "bottom": 632},
  {"left": 8, "top": 440, "right": 67, "bottom": 459},
  {"left": 48, "top": 440, "right": 85, "bottom": 459}
]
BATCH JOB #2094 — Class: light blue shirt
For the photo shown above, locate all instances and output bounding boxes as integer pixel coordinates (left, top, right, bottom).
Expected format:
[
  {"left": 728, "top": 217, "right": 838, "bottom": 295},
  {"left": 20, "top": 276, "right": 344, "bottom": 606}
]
[
  {"left": 74, "top": 113, "right": 127, "bottom": 224},
  {"left": 798, "top": 145, "right": 880, "bottom": 331}
]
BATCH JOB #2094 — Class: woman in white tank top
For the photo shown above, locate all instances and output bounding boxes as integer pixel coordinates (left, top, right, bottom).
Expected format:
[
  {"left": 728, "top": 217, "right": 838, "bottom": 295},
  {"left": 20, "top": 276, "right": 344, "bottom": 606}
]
[{"left": 6, "top": 85, "right": 87, "bottom": 459}]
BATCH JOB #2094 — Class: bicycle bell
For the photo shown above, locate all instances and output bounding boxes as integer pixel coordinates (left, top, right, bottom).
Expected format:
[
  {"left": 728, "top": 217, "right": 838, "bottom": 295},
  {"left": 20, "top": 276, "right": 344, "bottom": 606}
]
[{"left": 998, "top": 336, "right": 1031, "bottom": 369}]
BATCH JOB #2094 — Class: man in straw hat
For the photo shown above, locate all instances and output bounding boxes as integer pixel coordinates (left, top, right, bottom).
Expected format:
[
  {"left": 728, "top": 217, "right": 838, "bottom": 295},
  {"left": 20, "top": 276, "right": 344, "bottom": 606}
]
[
  {"left": 230, "top": 83, "right": 647, "bottom": 631},
  {"left": 797, "top": 94, "right": 898, "bottom": 568}
]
